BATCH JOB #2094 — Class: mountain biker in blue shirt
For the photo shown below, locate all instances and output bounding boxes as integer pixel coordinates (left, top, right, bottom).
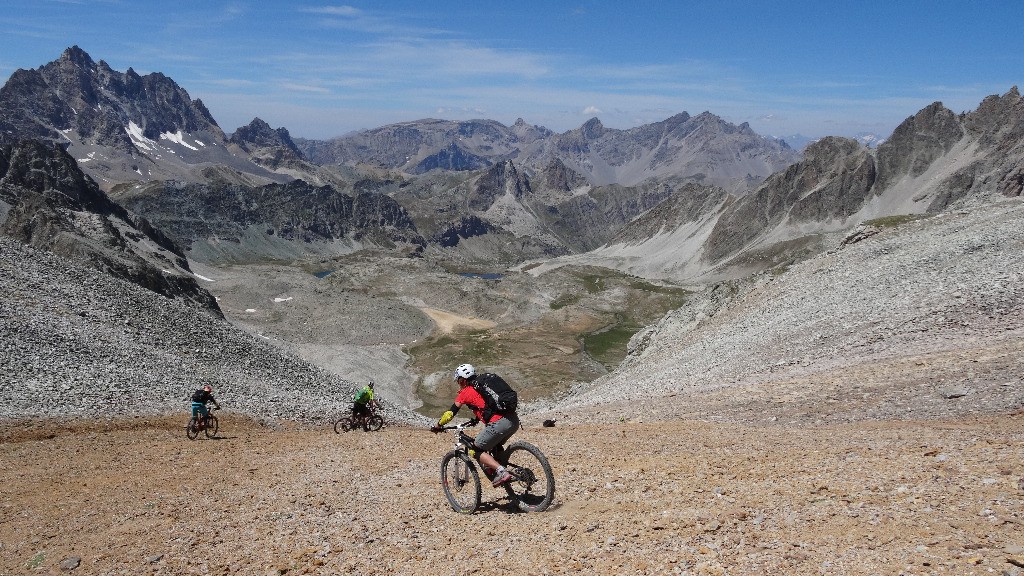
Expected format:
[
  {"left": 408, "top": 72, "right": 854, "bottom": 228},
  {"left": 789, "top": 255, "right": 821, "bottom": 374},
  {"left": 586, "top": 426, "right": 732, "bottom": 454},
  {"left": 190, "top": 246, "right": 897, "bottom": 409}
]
[{"left": 190, "top": 384, "right": 220, "bottom": 423}]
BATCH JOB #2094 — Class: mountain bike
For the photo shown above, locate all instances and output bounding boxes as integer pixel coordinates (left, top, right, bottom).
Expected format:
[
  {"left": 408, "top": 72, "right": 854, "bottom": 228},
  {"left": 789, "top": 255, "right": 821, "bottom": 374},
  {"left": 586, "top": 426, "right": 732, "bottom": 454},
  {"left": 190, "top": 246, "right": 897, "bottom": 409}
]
[
  {"left": 186, "top": 406, "right": 219, "bottom": 440},
  {"left": 436, "top": 420, "right": 555, "bottom": 514},
  {"left": 334, "top": 404, "right": 384, "bottom": 433}
]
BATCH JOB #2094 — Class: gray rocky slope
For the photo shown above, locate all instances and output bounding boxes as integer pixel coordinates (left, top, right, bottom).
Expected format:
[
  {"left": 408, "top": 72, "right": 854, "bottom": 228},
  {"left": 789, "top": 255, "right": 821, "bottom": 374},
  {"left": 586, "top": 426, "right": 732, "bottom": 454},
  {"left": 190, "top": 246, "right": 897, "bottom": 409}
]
[
  {"left": 545, "top": 194, "right": 1024, "bottom": 423},
  {"left": 0, "top": 234, "right": 425, "bottom": 426}
]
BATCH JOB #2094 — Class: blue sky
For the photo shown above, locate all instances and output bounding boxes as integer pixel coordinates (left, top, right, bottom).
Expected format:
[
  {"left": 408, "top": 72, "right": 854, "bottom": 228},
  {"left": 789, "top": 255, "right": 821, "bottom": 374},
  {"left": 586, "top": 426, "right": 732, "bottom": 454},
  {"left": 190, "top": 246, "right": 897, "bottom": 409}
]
[{"left": 1, "top": 1, "right": 1020, "bottom": 140}]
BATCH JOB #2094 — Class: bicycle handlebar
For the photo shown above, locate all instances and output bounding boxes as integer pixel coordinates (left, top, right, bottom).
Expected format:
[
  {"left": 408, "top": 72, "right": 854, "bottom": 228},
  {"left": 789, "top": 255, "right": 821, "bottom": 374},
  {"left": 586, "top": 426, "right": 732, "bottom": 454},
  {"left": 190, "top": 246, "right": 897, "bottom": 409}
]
[{"left": 438, "top": 419, "right": 478, "bottom": 431}]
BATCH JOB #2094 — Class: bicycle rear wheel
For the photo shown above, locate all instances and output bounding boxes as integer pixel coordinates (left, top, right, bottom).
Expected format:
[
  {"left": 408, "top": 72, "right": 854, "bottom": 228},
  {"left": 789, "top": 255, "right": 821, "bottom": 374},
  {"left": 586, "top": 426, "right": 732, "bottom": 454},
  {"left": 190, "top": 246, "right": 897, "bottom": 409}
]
[
  {"left": 502, "top": 441, "right": 555, "bottom": 512},
  {"left": 204, "top": 415, "right": 219, "bottom": 438},
  {"left": 364, "top": 414, "right": 384, "bottom": 431},
  {"left": 440, "top": 451, "right": 481, "bottom": 514},
  {"left": 334, "top": 417, "right": 350, "bottom": 433},
  {"left": 186, "top": 417, "right": 200, "bottom": 440}
]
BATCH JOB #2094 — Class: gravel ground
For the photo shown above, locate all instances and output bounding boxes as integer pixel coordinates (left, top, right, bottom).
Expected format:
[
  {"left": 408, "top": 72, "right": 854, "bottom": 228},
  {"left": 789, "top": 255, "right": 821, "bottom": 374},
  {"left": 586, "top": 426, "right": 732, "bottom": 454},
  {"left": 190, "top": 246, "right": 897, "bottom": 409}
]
[{"left": 0, "top": 414, "right": 1021, "bottom": 575}]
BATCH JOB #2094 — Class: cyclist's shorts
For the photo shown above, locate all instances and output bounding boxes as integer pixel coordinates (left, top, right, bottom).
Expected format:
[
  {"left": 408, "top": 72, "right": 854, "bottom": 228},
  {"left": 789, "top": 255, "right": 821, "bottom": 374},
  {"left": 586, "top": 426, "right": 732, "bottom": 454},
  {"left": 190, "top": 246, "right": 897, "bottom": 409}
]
[
  {"left": 352, "top": 402, "right": 370, "bottom": 416},
  {"left": 191, "top": 402, "right": 208, "bottom": 418},
  {"left": 474, "top": 414, "right": 520, "bottom": 451}
]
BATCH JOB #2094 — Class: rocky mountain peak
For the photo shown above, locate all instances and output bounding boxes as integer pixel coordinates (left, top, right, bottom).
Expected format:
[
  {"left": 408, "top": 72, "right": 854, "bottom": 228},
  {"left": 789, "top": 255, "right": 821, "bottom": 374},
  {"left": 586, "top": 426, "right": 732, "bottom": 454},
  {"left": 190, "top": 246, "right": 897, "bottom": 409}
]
[
  {"left": 538, "top": 158, "right": 589, "bottom": 192},
  {"left": 0, "top": 46, "right": 225, "bottom": 153},
  {"left": 874, "top": 102, "right": 962, "bottom": 191},
  {"left": 0, "top": 47, "right": 304, "bottom": 189},
  {"left": 580, "top": 117, "right": 605, "bottom": 139},
  {"left": 230, "top": 117, "right": 301, "bottom": 155},
  {"left": 59, "top": 45, "right": 95, "bottom": 68},
  {"left": 963, "top": 86, "right": 1024, "bottom": 149}
]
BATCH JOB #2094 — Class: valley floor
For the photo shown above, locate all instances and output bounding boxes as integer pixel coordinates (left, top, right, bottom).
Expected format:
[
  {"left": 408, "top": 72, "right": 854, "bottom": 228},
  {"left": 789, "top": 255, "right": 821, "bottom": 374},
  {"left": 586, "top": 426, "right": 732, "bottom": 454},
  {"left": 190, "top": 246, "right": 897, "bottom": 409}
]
[{"left": 2, "top": 412, "right": 1022, "bottom": 575}]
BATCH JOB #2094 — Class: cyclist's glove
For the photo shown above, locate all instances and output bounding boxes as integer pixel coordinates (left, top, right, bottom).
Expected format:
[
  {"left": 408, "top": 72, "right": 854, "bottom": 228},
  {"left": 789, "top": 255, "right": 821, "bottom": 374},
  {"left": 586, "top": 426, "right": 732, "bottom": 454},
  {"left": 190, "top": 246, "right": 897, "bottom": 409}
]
[
  {"left": 430, "top": 425, "right": 442, "bottom": 433},
  {"left": 437, "top": 410, "right": 455, "bottom": 426}
]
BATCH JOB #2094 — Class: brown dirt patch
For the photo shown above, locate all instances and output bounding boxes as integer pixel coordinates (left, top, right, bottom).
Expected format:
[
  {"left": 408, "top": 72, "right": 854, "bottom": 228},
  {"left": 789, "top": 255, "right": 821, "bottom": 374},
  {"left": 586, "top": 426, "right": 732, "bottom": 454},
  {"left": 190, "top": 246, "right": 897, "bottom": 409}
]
[{"left": 2, "top": 413, "right": 1022, "bottom": 574}]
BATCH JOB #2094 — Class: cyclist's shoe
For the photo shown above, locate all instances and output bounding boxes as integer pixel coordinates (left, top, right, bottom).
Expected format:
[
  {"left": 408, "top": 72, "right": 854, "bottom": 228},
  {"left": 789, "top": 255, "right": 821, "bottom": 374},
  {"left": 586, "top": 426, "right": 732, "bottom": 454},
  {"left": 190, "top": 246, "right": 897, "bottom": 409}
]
[{"left": 491, "top": 469, "right": 513, "bottom": 488}]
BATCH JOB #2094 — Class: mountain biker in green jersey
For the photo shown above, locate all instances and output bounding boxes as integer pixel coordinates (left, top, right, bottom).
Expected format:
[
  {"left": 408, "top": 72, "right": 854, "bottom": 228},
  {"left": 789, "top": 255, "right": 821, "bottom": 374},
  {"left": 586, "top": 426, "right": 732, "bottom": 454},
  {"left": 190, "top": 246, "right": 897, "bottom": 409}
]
[
  {"left": 351, "top": 381, "right": 376, "bottom": 426},
  {"left": 431, "top": 363, "right": 520, "bottom": 487}
]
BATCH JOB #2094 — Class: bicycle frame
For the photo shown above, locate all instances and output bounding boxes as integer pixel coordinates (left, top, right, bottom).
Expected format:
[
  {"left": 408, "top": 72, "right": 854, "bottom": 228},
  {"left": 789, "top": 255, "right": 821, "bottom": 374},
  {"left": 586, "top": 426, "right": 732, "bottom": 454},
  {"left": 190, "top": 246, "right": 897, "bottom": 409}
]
[{"left": 444, "top": 421, "right": 483, "bottom": 456}]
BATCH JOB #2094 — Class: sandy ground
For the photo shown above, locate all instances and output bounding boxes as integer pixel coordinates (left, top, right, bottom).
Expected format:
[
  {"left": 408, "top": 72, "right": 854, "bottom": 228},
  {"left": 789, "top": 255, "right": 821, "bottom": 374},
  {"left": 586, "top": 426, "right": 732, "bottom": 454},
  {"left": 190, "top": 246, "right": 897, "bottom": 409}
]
[
  {"left": 419, "top": 308, "right": 497, "bottom": 333},
  {"left": 2, "top": 412, "right": 1022, "bottom": 576}
]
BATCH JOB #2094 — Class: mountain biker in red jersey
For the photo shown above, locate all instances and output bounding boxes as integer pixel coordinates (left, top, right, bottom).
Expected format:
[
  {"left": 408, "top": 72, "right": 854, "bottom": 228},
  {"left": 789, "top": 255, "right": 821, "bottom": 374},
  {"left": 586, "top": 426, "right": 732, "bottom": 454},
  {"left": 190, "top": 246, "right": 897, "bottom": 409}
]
[{"left": 431, "top": 363, "right": 520, "bottom": 487}]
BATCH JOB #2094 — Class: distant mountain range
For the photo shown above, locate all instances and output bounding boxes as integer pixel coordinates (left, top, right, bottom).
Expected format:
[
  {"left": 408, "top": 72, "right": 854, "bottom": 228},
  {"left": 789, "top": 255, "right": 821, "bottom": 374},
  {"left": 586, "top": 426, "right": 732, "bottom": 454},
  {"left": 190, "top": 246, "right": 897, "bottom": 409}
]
[
  {"left": 0, "top": 46, "right": 799, "bottom": 194},
  {"left": 773, "top": 132, "right": 887, "bottom": 152},
  {"left": 1, "top": 45, "right": 1021, "bottom": 303},
  {"left": 295, "top": 112, "right": 801, "bottom": 193}
]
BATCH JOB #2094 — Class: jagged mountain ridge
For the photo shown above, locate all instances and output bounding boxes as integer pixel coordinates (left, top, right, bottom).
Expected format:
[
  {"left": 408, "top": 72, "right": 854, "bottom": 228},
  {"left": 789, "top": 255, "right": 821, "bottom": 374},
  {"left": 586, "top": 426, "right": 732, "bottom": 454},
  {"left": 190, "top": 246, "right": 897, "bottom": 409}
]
[
  {"left": 0, "top": 46, "right": 293, "bottom": 189},
  {"left": 538, "top": 87, "right": 1024, "bottom": 282},
  {"left": 0, "top": 46, "right": 800, "bottom": 198},
  {"left": 226, "top": 117, "right": 350, "bottom": 188},
  {"left": 296, "top": 113, "right": 801, "bottom": 194}
]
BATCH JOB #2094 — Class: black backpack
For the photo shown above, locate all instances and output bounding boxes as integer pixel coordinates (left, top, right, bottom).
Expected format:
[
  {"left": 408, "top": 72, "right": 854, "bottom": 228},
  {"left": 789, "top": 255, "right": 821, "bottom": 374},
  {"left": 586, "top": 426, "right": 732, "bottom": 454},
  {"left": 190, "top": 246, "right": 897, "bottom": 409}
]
[{"left": 474, "top": 373, "right": 518, "bottom": 417}]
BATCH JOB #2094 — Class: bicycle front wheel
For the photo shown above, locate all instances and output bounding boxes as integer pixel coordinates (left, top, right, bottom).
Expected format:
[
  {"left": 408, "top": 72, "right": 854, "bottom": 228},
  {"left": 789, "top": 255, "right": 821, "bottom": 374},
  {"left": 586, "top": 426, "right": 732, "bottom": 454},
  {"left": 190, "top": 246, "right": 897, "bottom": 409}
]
[
  {"left": 204, "top": 415, "right": 219, "bottom": 438},
  {"left": 364, "top": 415, "right": 384, "bottom": 431},
  {"left": 186, "top": 417, "right": 200, "bottom": 440},
  {"left": 502, "top": 441, "right": 555, "bottom": 512},
  {"left": 440, "top": 451, "right": 481, "bottom": 514}
]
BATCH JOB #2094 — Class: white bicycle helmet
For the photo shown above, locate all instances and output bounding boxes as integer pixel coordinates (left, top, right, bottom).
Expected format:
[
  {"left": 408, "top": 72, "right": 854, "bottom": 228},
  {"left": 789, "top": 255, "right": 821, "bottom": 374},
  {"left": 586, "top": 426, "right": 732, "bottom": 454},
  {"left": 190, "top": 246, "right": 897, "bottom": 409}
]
[{"left": 454, "top": 363, "right": 476, "bottom": 380}]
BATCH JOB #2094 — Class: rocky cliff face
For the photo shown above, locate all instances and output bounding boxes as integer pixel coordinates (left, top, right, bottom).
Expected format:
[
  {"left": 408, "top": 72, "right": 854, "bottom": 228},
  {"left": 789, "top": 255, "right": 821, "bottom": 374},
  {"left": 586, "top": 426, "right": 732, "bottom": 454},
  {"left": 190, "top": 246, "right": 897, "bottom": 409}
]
[
  {"left": 389, "top": 156, "right": 679, "bottom": 263},
  {"left": 113, "top": 179, "right": 425, "bottom": 263},
  {"left": 702, "top": 136, "right": 876, "bottom": 264},
  {"left": 0, "top": 139, "right": 221, "bottom": 314}
]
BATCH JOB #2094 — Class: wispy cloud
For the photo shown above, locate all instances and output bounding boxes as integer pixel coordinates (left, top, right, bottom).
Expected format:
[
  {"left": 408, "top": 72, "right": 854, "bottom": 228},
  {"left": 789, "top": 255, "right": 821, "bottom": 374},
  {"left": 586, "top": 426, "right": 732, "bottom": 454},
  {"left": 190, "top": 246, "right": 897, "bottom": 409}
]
[
  {"left": 305, "top": 5, "right": 362, "bottom": 17},
  {"left": 280, "top": 82, "right": 331, "bottom": 94}
]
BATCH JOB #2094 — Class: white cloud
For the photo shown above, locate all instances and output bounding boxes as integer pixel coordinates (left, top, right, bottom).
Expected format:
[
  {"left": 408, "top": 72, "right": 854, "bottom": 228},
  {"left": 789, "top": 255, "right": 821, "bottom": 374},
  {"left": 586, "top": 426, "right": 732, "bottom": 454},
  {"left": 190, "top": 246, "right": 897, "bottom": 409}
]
[
  {"left": 281, "top": 83, "right": 331, "bottom": 94},
  {"left": 582, "top": 106, "right": 601, "bottom": 115},
  {"left": 305, "top": 6, "right": 362, "bottom": 17}
]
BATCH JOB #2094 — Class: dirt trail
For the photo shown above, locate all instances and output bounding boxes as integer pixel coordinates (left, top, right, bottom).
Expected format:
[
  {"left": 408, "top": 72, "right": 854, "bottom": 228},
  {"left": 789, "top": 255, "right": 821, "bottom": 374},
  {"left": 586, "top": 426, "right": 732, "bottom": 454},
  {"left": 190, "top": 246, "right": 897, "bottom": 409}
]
[
  {"left": 2, "top": 413, "right": 1022, "bottom": 575},
  {"left": 419, "top": 307, "right": 497, "bottom": 333}
]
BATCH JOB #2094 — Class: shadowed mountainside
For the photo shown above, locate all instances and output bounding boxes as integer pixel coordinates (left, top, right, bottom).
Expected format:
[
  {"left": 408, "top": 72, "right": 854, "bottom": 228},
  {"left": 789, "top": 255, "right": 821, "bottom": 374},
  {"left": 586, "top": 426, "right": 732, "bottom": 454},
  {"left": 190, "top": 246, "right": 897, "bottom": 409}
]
[
  {"left": 536, "top": 87, "right": 1024, "bottom": 282},
  {"left": 0, "top": 139, "right": 220, "bottom": 314}
]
